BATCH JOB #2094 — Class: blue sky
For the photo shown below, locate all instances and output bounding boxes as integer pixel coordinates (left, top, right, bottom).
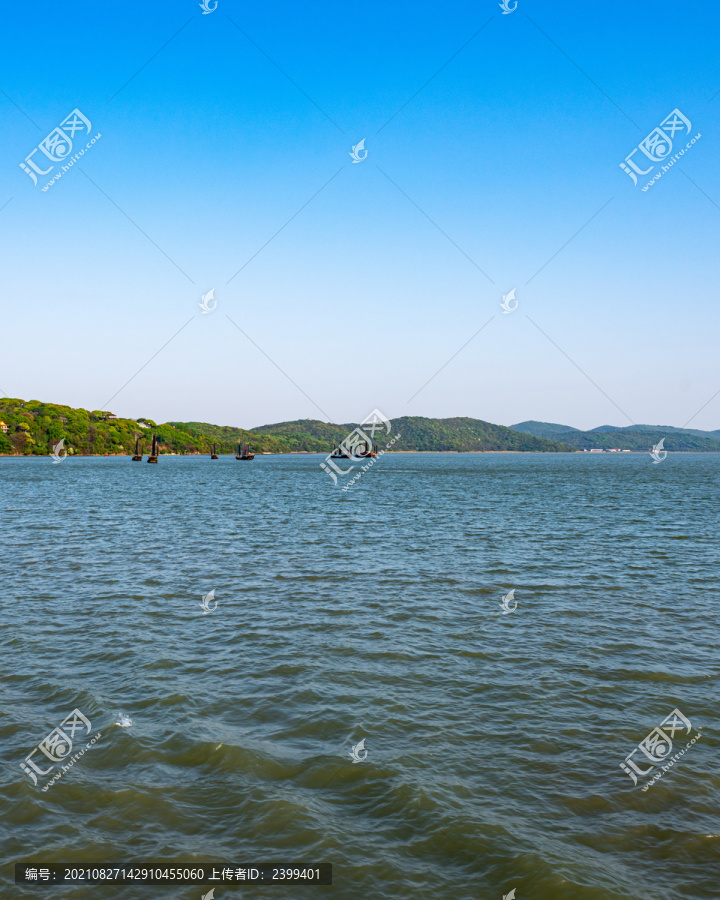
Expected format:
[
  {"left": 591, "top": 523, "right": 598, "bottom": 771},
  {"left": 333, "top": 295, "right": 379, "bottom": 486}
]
[{"left": 2, "top": 0, "right": 719, "bottom": 430}]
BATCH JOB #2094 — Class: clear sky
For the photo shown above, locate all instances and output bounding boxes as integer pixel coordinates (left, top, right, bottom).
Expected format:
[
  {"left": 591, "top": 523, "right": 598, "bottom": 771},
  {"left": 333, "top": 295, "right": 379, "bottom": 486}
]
[{"left": 2, "top": 0, "right": 719, "bottom": 430}]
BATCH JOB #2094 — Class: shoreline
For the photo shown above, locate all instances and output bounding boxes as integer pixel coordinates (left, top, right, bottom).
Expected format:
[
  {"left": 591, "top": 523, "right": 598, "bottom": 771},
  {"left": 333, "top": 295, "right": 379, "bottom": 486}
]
[{"left": 0, "top": 450, "right": 715, "bottom": 459}]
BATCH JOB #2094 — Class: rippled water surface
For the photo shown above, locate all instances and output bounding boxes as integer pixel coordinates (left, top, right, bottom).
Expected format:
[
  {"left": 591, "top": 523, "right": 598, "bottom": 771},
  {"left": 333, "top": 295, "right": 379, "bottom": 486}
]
[{"left": 1, "top": 453, "right": 719, "bottom": 899}]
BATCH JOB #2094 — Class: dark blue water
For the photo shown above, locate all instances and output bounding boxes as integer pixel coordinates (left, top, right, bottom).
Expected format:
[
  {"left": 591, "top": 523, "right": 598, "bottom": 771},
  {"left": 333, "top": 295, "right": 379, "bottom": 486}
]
[{"left": 1, "top": 453, "right": 718, "bottom": 899}]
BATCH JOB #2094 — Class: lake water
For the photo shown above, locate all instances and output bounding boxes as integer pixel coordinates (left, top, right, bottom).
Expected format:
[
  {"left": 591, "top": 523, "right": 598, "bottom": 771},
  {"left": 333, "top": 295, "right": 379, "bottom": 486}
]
[{"left": 1, "top": 453, "right": 718, "bottom": 899}]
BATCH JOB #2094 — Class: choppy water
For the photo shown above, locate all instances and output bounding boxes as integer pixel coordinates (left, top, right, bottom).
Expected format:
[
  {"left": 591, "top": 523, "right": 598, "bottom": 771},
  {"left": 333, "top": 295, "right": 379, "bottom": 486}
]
[{"left": 1, "top": 453, "right": 719, "bottom": 899}]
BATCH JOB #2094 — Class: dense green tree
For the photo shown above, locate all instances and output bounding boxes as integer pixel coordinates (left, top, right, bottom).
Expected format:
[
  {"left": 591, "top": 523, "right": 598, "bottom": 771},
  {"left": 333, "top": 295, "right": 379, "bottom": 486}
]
[{"left": 46, "top": 423, "right": 64, "bottom": 440}]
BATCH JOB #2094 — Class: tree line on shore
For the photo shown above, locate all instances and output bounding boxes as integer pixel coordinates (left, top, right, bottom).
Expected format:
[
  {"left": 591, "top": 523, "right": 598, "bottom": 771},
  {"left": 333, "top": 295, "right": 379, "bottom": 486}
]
[
  {"left": 0, "top": 398, "right": 576, "bottom": 457},
  {"left": 0, "top": 399, "right": 299, "bottom": 456}
]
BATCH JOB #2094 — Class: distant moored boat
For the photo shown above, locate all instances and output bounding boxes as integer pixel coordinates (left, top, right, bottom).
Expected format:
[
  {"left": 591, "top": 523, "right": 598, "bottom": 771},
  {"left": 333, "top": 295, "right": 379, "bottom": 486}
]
[
  {"left": 148, "top": 435, "right": 159, "bottom": 463},
  {"left": 236, "top": 440, "right": 254, "bottom": 460},
  {"left": 330, "top": 440, "right": 376, "bottom": 459},
  {"left": 211, "top": 442, "right": 219, "bottom": 460},
  {"left": 132, "top": 437, "right": 143, "bottom": 462}
]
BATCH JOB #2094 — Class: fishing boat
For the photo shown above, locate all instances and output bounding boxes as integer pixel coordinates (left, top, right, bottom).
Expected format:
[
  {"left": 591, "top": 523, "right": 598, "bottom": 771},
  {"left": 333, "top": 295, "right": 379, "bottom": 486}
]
[
  {"left": 211, "top": 443, "right": 219, "bottom": 460},
  {"left": 236, "top": 441, "right": 254, "bottom": 461},
  {"left": 147, "top": 435, "right": 159, "bottom": 463},
  {"left": 132, "top": 437, "right": 143, "bottom": 462},
  {"left": 330, "top": 440, "right": 377, "bottom": 459}
]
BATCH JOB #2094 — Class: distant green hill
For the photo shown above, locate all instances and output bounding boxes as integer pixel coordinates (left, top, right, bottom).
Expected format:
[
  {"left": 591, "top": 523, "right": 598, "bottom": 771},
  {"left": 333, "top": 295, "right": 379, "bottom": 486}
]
[
  {"left": 176, "top": 416, "right": 574, "bottom": 452},
  {"left": 169, "top": 419, "right": 347, "bottom": 454},
  {"left": 511, "top": 419, "right": 720, "bottom": 451},
  {"left": 588, "top": 423, "right": 720, "bottom": 440},
  {"left": 511, "top": 420, "right": 580, "bottom": 436},
  {"left": 4, "top": 398, "right": 715, "bottom": 457},
  {"left": 0, "top": 398, "right": 573, "bottom": 456},
  {"left": 555, "top": 430, "right": 720, "bottom": 451},
  {"left": 0, "top": 398, "right": 232, "bottom": 457},
  {"left": 0, "top": 399, "right": 320, "bottom": 457},
  {"left": 379, "top": 416, "right": 572, "bottom": 451}
]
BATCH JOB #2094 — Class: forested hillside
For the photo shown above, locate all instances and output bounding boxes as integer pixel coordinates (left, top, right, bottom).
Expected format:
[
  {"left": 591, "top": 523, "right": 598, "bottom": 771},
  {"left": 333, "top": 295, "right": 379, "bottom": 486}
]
[{"left": 0, "top": 399, "right": 574, "bottom": 456}]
